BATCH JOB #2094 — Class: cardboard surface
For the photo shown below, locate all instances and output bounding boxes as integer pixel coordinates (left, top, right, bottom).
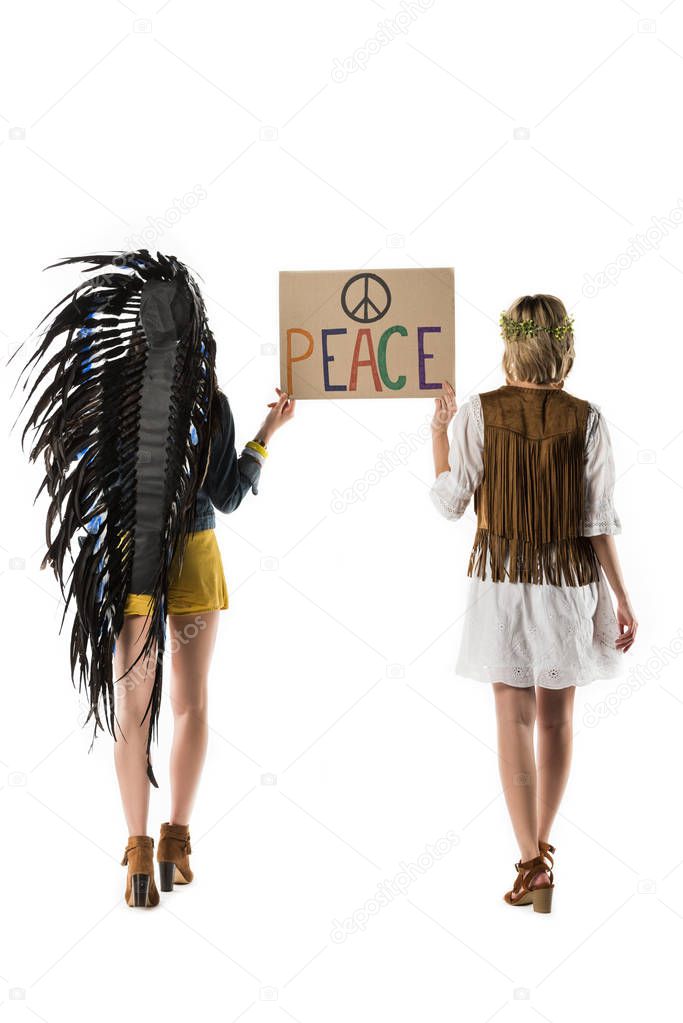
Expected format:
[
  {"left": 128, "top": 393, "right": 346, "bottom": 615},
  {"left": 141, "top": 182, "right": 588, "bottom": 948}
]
[{"left": 279, "top": 267, "right": 455, "bottom": 399}]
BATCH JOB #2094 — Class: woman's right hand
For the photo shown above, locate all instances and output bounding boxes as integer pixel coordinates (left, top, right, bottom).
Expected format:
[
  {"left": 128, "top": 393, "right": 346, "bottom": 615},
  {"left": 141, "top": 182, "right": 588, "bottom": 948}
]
[
  {"left": 615, "top": 598, "right": 638, "bottom": 653},
  {"left": 257, "top": 387, "right": 296, "bottom": 445},
  {"left": 432, "top": 381, "right": 457, "bottom": 433}
]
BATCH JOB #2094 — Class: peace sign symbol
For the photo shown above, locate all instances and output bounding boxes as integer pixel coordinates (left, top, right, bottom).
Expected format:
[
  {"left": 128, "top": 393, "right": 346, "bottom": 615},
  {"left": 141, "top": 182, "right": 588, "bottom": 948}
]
[{"left": 341, "top": 272, "right": 392, "bottom": 324}]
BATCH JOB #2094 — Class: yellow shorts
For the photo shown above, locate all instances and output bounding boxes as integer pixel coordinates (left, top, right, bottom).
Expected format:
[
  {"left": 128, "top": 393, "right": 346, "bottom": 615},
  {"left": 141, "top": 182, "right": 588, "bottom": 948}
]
[{"left": 124, "top": 528, "right": 229, "bottom": 617}]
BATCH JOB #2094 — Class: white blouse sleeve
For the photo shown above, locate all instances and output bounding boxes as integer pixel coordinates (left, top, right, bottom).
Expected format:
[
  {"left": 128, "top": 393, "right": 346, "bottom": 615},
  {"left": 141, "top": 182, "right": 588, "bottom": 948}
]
[
  {"left": 583, "top": 404, "right": 622, "bottom": 536},
  {"left": 430, "top": 395, "right": 484, "bottom": 520}
]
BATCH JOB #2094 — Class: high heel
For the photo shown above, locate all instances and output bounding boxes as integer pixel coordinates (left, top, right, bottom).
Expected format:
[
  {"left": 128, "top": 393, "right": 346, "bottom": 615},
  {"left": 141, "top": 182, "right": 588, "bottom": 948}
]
[
  {"left": 504, "top": 854, "right": 554, "bottom": 913},
  {"left": 530, "top": 884, "right": 553, "bottom": 913},
  {"left": 132, "top": 873, "right": 150, "bottom": 907},
  {"left": 157, "top": 822, "right": 193, "bottom": 890},
  {"left": 121, "top": 836, "right": 160, "bottom": 908},
  {"left": 158, "top": 861, "right": 176, "bottom": 892}
]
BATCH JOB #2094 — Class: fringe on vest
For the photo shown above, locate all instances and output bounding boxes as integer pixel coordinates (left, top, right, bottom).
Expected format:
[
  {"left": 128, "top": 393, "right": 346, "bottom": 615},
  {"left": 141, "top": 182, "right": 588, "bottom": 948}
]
[
  {"left": 468, "top": 392, "right": 600, "bottom": 587},
  {"left": 468, "top": 529, "right": 599, "bottom": 586}
]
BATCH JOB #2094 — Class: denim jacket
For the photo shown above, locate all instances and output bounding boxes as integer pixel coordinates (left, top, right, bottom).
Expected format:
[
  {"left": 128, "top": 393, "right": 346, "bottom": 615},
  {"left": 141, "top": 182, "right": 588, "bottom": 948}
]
[{"left": 192, "top": 390, "right": 263, "bottom": 531}]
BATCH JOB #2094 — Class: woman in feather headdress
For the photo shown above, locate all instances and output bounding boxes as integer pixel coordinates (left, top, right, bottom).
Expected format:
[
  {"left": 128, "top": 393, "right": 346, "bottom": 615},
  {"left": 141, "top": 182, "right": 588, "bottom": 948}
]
[{"left": 14, "top": 251, "right": 295, "bottom": 907}]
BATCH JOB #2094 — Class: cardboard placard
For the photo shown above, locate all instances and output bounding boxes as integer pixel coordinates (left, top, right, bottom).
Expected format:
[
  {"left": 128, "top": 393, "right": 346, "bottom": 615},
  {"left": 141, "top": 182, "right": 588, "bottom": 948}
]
[{"left": 279, "top": 267, "right": 455, "bottom": 399}]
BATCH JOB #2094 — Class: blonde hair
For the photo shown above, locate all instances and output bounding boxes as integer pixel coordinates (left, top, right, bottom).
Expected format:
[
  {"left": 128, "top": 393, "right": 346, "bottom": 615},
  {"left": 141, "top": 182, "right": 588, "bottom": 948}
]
[{"left": 501, "top": 294, "right": 575, "bottom": 385}]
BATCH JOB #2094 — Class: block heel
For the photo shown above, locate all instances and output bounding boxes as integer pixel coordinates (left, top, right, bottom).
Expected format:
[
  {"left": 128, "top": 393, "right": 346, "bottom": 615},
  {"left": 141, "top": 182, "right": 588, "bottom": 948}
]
[
  {"left": 531, "top": 885, "right": 553, "bottom": 914},
  {"left": 504, "top": 854, "right": 554, "bottom": 913},
  {"left": 121, "top": 835, "right": 159, "bottom": 908},
  {"left": 131, "top": 873, "right": 151, "bottom": 907},
  {"left": 159, "top": 861, "right": 176, "bottom": 892}
]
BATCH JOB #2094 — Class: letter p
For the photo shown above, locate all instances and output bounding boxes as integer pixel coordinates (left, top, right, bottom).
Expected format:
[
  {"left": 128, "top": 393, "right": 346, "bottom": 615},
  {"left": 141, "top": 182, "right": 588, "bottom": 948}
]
[{"left": 286, "top": 328, "right": 314, "bottom": 394}]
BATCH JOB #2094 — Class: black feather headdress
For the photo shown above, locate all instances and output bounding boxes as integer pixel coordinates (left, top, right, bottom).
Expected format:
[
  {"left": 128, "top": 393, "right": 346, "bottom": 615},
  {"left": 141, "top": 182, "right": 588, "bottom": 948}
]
[{"left": 12, "top": 250, "right": 218, "bottom": 785}]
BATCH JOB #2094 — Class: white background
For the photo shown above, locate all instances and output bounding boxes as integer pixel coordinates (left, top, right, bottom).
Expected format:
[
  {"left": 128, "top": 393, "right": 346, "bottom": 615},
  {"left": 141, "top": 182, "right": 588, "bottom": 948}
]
[{"left": 1, "top": 1, "right": 682, "bottom": 1021}]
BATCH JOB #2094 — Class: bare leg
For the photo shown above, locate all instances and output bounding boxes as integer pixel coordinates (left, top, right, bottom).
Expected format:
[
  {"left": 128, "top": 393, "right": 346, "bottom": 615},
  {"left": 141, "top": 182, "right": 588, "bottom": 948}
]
[
  {"left": 493, "top": 683, "right": 539, "bottom": 864},
  {"left": 536, "top": 686, "right": 575, "bottom": 845},
  {"left": 113, "top": 615, "right": 157, "bottom": 835},
  {"left": 167, "top": 612, "right": 220, "bottom": 825}
]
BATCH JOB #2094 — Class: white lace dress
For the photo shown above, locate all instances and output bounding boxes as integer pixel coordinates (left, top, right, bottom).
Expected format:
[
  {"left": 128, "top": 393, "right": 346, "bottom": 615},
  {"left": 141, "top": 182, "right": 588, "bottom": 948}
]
[{"left": 430, "top": 395, "right": 623, "bottom": 688}]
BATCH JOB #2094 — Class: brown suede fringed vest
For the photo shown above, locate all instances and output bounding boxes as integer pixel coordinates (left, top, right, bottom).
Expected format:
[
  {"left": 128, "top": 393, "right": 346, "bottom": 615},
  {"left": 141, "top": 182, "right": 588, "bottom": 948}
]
[{"left": 468, "top": 385, "right": 600, "bottom": 587}]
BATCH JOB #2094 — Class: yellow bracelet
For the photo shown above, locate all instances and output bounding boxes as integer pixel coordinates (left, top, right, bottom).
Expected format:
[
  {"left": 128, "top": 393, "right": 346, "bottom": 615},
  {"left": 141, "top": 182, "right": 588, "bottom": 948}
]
[{"left": 246, "top": 439, "right": 268, "bottom": 459}]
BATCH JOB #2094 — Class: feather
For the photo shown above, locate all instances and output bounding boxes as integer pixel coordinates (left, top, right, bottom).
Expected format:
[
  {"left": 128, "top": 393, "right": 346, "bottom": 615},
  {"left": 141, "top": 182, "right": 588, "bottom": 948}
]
[{"left": 14, "top": 251, "right": 218, "bottom": 786}]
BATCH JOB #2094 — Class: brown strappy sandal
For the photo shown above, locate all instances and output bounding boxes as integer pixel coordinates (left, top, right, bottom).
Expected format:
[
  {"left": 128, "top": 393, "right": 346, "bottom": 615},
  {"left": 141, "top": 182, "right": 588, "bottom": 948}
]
[
  {"left": 504, "top": 854, "right": 554, "bottom": 913},
  {"left": 539, "top": 840, "right": 556, "bottom": 871}
]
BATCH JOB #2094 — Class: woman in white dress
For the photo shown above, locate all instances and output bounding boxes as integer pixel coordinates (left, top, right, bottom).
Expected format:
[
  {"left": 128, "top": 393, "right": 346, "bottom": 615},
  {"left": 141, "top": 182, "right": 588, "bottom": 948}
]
[{"left": 430, "top": 294, "right": 637, "bottom": 913}]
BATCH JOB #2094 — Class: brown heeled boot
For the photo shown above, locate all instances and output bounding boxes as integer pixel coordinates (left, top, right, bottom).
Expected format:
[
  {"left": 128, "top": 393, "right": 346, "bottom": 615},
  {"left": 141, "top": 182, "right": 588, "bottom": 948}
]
[
  {"left": 157, "top": 822, "right": 193, "bottom": 891},
  {"left": 503, "top": 854, "right": 554, "bottom": 913},
  {"left": 121, "top": 836, "right": 160, "bottom": 908}
]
